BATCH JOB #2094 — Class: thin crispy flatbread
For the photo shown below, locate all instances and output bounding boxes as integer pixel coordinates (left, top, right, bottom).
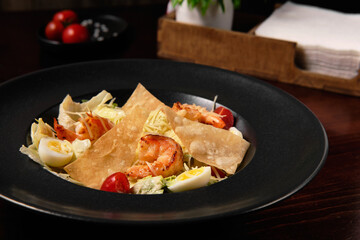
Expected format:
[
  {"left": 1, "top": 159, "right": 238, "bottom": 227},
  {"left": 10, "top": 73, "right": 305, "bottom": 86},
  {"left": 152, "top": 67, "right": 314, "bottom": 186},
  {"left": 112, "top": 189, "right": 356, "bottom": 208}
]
[
  {"left": 162, "top": 106, "right": 250, "bottom": 175},
  {"left": 122, "top": 83, "right": 164, "bottom": 115},
  {"left": 64, "top": 106, "right": 149, "bottom": 189}
]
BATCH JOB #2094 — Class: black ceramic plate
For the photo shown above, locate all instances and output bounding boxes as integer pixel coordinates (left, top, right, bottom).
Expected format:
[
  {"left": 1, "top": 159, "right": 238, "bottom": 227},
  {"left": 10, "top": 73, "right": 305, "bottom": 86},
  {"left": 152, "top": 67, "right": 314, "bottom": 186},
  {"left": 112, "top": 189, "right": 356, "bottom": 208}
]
[{"left": 0, "top": 59, "right": 328, "bottom": 224}]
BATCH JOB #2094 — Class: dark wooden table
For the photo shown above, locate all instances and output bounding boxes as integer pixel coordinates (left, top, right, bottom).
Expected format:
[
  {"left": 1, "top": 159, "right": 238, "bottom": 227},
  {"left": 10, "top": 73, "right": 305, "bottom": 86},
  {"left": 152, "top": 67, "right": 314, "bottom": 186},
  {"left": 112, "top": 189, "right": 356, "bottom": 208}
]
[{"left": 1, "top": 4, "right": 359, "bottom": 239}]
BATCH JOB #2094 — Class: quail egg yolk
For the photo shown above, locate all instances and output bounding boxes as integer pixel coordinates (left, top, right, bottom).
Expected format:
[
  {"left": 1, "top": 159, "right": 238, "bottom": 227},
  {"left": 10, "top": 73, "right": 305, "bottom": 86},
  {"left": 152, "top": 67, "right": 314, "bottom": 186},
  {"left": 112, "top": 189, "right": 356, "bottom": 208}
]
[
  {"left": 38, "top": 137, "right": 74, "bottom": 168},
  {"left": 168, "top": 166, "right": 211, "bottom": 193}
]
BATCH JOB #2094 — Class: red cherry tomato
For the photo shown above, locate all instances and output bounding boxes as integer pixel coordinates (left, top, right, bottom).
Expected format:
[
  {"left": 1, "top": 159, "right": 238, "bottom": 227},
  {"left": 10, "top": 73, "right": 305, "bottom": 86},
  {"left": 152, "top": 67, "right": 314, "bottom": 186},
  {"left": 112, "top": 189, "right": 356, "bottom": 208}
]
[
  {"left": 211, "top": 167, "right": 227, "bottom": 178},
  {"left": 214, "top": 106, "right": 234, "bottom": 130},
  {"left": 62, "top": 24, "right": 89, "bottom": 44},
  {"left": 100, "top": 172, "right": 130, "bottom": 193},
  {"left": 45, "top": 20, "right": 64, "bottom": 41},
  {"left": 53, "top": 10, "right": 78, "bottom": 26}
]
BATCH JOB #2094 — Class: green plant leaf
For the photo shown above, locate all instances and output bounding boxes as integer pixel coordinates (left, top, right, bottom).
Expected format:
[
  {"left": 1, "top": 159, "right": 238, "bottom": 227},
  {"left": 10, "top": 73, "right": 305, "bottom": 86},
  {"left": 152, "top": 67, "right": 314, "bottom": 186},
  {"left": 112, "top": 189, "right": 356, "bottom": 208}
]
[
  {"left": 190, "top": 0, "right": 200, "bottom": 9},
  {"left": 218, "top": 0, "right": 225, "bottom": 12},
  {"left": 200, "top": 0, "right": 211, "bottom": 15},
  {"left": 171, "top": 0, "right": 184, "bottom": 8},
  {"left": 233, "top": 0, "right": 241, "bottom": 9},
  {"left": 172, "top": 0, "right": 241, "bottom": 14}
]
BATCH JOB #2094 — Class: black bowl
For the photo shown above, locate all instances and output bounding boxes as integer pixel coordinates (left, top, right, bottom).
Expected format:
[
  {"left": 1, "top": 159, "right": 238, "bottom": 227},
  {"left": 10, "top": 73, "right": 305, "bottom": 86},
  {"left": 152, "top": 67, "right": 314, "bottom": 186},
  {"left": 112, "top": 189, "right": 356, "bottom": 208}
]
[{"left": 38, "top": 14, "right": 128, "bottom": 55}]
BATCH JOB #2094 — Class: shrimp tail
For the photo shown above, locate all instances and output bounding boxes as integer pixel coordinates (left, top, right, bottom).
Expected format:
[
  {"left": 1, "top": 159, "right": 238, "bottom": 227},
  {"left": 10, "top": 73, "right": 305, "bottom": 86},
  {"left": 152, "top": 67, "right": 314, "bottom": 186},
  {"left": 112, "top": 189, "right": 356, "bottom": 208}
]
[
  {"left": 172, "top": 102, "right": 226, "bottom": 129},
  {"left": 201, "top": 114, "right": 226, "bottom": 129},
  {"left": 53, "top": 118, "right": 78, "bottom": 142},
  {"left": 126, "top": 165, "right": 153, "bottom": 179}
]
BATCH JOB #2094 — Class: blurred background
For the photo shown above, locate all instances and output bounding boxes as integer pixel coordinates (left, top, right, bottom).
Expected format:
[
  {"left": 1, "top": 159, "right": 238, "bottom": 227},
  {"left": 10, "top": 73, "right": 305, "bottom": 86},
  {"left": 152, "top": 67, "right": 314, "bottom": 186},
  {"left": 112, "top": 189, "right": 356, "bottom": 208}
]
[
  {"left": 1, "top": 0, "right": 359, "bottom": 82},
  {"left": 1, "top": 1, "right": 360, "bottom": 240},
  {"left": 1, "top": 0, "right": 359, "bottom": 12},
  {"left": 0, "top": 0, "right": 167, "bottom": 11}
]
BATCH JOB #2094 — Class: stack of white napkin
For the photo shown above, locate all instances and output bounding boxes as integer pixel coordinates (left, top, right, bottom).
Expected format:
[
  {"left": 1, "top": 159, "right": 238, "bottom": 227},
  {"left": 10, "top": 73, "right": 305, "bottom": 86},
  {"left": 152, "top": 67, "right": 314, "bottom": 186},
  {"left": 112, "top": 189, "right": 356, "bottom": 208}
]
[{"left": 255, "top": 1, "right": 360, "bottom": 79}]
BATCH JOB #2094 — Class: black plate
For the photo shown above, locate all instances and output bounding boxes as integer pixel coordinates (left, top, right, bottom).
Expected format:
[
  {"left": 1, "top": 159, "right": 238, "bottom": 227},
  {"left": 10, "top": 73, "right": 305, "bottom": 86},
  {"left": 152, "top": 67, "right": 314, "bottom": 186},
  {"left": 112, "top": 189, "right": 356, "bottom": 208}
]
[
  {"left": 38, "top": 14, "right": 128, "bottom": 54},
  {"left": 0, "top": 59, "right": 328, "bottom": 224}
]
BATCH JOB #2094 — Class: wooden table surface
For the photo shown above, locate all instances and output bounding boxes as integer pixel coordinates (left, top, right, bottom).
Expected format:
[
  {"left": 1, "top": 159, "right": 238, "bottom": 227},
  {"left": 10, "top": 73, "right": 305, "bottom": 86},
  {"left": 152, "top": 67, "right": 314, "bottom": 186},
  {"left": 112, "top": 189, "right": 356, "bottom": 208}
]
[{"left": 0, "top": 4, "right": 359, "bottom": 240}]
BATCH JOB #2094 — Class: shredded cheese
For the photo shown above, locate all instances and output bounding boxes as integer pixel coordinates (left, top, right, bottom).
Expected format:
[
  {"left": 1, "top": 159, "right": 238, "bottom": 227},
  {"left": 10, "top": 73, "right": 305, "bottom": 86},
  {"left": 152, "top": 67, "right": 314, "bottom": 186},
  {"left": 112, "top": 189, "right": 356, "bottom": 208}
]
[
  {"left": 211, "top": 166, "right": 221, "bottom": 179},
  {"left": 146, "top": 161, "right": 157, "bottom": 176},
  {"left": 97, "top": 114, "right": 111, "bottom": 131},
  {"left": 80, "top": 118, "right": 93, "bottom": 140}
]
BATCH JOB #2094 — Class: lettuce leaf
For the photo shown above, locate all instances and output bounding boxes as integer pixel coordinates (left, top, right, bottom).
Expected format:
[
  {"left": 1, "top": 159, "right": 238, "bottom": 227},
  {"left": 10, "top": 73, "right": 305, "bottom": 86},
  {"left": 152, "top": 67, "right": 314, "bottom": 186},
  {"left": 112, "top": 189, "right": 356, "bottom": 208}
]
[
  {"left": 31, "top": 118, "right": 55, "bottom": 149},
  {"left": 58, "top": 90, "right": 113, "bottom": 131},
  {"left": 131, "top": 176, "right": 165, "bottom": 194},
  {"left": 93, "top": 105, "right": 125, "bottom": 125}
]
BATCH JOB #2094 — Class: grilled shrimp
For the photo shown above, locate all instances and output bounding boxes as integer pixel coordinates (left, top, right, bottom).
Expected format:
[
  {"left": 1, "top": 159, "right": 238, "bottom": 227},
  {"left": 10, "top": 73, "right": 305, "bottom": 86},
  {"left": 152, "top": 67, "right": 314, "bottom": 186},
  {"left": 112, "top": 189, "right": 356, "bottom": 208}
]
[
  {"left": 54, "top": 112, "right": 113, "bottom": 143},
  {"left": 126, "top": 134, "right": 184, "bottom": 179},
  {"left": 172, "top": 102, "right": 226, "bottom": 129}
]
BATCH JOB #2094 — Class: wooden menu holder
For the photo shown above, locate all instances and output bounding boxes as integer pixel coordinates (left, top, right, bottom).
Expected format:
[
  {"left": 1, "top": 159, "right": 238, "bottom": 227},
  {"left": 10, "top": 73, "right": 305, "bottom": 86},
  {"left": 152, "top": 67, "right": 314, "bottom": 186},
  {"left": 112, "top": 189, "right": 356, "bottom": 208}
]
[{"left": 157, "top": 13, "right": 360, "bottom": 96}]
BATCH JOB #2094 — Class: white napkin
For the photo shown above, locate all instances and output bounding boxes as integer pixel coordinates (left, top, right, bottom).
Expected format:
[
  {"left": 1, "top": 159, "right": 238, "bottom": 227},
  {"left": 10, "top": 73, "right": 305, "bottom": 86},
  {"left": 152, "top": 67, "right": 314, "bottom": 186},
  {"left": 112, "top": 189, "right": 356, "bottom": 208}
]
[{"left": 255, "top": 1, "right": 360, "bottom": 79}]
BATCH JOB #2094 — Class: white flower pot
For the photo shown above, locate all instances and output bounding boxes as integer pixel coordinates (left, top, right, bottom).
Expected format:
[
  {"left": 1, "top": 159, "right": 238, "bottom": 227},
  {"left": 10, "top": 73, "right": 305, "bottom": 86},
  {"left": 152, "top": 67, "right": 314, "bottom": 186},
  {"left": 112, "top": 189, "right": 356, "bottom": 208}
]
[{"left": 175, "top": 0, "right": 234, "bottom": 30}]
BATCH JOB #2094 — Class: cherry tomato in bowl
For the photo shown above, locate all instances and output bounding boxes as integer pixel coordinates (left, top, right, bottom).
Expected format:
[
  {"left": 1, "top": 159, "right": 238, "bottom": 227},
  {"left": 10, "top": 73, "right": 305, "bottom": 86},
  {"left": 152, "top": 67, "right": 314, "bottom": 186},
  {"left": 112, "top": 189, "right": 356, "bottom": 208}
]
[
  {"left": 45, "top": 20, "right": 64, "bottom": 41},
  {"left": 53, "top": 10, "right": 78, "bottom": 26},
  {"left": 214, "top": 106, "right": 234, "bottom": 130},
  {"left": 100, "top": 172, "right": 131, "bottom": 193},
  {"left": 62, "top": 24, "right": 90, "bottom": 44}
]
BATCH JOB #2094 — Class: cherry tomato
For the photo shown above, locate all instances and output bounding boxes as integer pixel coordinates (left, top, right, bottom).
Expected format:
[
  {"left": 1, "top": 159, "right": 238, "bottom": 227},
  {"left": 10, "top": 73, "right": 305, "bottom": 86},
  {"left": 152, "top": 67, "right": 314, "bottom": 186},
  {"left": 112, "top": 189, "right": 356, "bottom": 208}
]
[
  {"left": 53, "top": 10, "right": 78, "bottom": 26},
  {"left": 100, "top": 172, "right": 130, "bottom": 193},
  {"left": 45, "top": 20, "right": 64, "bottom": 41},
  {"left": 214, "top": 106, "right": 234, "bottom": 130},
  {"left": 211, "top": 167, "right": 227, "bottom": 178},
  {"left": 62, "top": 24, "right": 89, "bottom": 44}
]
